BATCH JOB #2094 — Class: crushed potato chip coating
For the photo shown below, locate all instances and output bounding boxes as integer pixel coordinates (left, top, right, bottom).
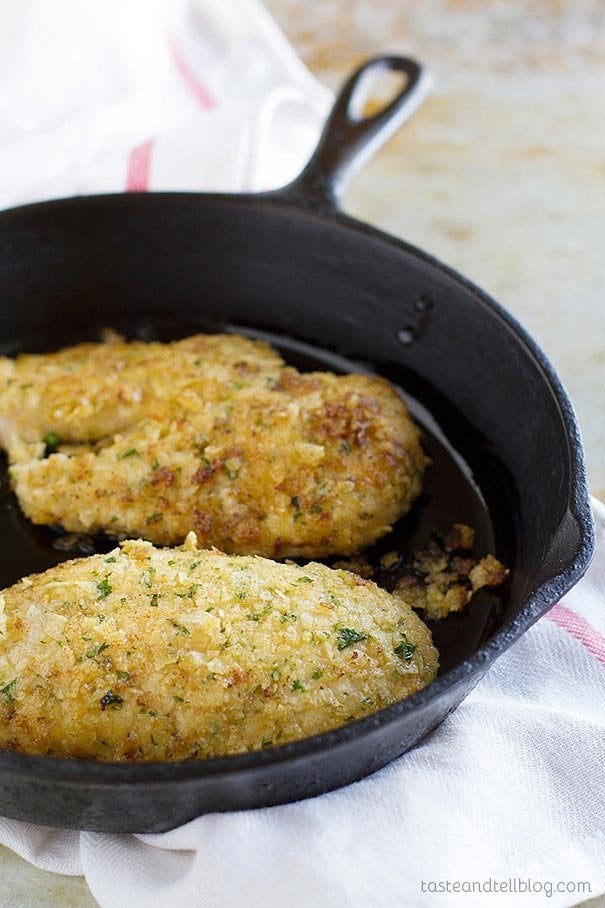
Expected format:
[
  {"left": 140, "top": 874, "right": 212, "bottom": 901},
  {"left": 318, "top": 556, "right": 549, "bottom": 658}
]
[
  {"left": 0, "top": 333, "right": 427, "bottom": 558},
  {"left": 0, "top": 533, "right": 438, "bottom": 762},
  {"left": 393, "top": 526, "right": 508, "bottom": 620}
]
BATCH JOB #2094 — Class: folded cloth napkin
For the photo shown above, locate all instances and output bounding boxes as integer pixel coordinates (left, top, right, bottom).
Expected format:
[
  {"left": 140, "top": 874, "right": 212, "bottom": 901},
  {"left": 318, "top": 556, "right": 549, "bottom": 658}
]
[
  {"left": 0, "top": 2, "right": 604, "bottom": 906},
  {"left": 0, "top": 0, "right": 330, "bottom": 205}
]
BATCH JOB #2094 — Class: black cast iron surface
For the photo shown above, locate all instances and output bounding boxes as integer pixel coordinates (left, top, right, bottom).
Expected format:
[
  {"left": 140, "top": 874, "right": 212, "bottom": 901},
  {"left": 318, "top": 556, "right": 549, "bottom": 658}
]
[{"left": 0, "top": 57, "right": 594, "bottom": 832}]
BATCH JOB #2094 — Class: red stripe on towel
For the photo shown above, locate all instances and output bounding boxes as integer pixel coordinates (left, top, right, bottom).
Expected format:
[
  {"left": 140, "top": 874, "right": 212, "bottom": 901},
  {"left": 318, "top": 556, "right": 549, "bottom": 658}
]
[
  {"left": 125, "top": 139, "right": 154, "bottom": 192},
  {"left": 168, "top": 33, "right": 216, "bottom": 109},
  {"left": 545, "top": 603, "right": 605, "bottom": 666},
  {"left": 124, "top": 36, "right": 215, "bottom": 193}
]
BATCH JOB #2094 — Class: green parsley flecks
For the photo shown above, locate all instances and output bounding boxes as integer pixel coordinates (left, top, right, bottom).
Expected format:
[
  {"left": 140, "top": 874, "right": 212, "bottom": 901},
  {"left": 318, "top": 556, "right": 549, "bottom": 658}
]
[
  {"left": 336, "top": 627, "right": 368, "bottom": 650},
  {"left": 394, "top": 635, "right": 417, "bottom": 662},
  {"left": 96, "top": 577, "right": 112, "bottom": 599}
]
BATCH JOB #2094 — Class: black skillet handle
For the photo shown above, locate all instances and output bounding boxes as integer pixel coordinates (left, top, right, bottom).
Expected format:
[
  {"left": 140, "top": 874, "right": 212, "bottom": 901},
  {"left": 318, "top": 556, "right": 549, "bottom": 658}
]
[{"left": 273, "top": 56, "right": 429, "bottom": 213}]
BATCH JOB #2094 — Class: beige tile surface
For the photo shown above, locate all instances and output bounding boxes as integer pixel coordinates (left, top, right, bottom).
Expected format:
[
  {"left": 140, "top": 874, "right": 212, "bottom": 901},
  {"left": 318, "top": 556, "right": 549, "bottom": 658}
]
[
  {"left": 1, "top": 2, "right": 603, "bottom": 905},
  {"left": 0, "top": 844, "right": 97, "bottom": 907}
]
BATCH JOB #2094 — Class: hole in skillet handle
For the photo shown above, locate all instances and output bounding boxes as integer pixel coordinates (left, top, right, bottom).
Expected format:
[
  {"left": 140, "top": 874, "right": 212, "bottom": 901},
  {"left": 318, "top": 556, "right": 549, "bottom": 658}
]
[
  {"left": 349, "top": 67, "right": 415, "bottom": 121},
  {"left": 269, "top": 55, "right": 431, "bottom": 213}
]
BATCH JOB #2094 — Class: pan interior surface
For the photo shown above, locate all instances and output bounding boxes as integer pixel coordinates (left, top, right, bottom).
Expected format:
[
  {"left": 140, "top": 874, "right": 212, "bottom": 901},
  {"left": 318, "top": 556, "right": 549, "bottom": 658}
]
[{"left": 0, "top": 317, "right": 513, "bottom": 675}]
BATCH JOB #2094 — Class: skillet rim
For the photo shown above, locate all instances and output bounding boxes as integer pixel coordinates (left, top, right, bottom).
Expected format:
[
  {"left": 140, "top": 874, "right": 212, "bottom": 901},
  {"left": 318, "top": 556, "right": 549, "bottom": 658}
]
[{"left": 0, "top": 189, "right": 595, "bottom": 785}]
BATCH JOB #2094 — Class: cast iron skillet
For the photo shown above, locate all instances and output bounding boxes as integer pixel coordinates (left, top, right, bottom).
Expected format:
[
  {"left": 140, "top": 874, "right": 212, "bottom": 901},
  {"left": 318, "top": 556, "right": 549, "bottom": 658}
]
[{"left": 0, "top": 57, "right": 594, "bottom": 832}]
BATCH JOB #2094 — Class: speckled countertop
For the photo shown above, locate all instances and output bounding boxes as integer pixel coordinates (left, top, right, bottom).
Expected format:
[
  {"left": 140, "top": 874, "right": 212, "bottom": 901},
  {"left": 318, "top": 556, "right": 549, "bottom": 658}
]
[{"left": 2, "top": 1, "right": 604, "bottom": 904}]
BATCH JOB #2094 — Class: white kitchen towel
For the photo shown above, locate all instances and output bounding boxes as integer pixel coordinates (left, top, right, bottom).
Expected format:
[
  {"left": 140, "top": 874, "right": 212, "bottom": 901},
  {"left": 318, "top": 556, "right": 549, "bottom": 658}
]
[
  {"left": 0, "top": 0, "right": 330, "bottom": 206},
  {"left": 0, "top": 2, "right": 604, "bottom": 906}
]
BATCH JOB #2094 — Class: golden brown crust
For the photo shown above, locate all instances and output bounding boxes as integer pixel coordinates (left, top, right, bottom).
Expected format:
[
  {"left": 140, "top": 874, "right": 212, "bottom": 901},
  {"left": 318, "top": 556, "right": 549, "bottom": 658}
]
[
  {"left": 0, "top": 534, "right": 438, "bottom": 761},
  {"left": 0, "top": 333, "right": 427, "bottom": 557},
  {"left": 393, "top": 525, "right": 509, "bottom": 620}
]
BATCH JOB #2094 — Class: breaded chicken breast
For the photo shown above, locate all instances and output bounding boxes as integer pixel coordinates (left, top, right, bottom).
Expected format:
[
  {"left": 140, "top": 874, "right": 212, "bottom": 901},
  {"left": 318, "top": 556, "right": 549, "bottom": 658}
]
[
  {"left": 0, "top": 533, "right": 438, "bottom": 761},
  {"left": 0, "top": 333, "right": 426, "bottom": 558}
]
